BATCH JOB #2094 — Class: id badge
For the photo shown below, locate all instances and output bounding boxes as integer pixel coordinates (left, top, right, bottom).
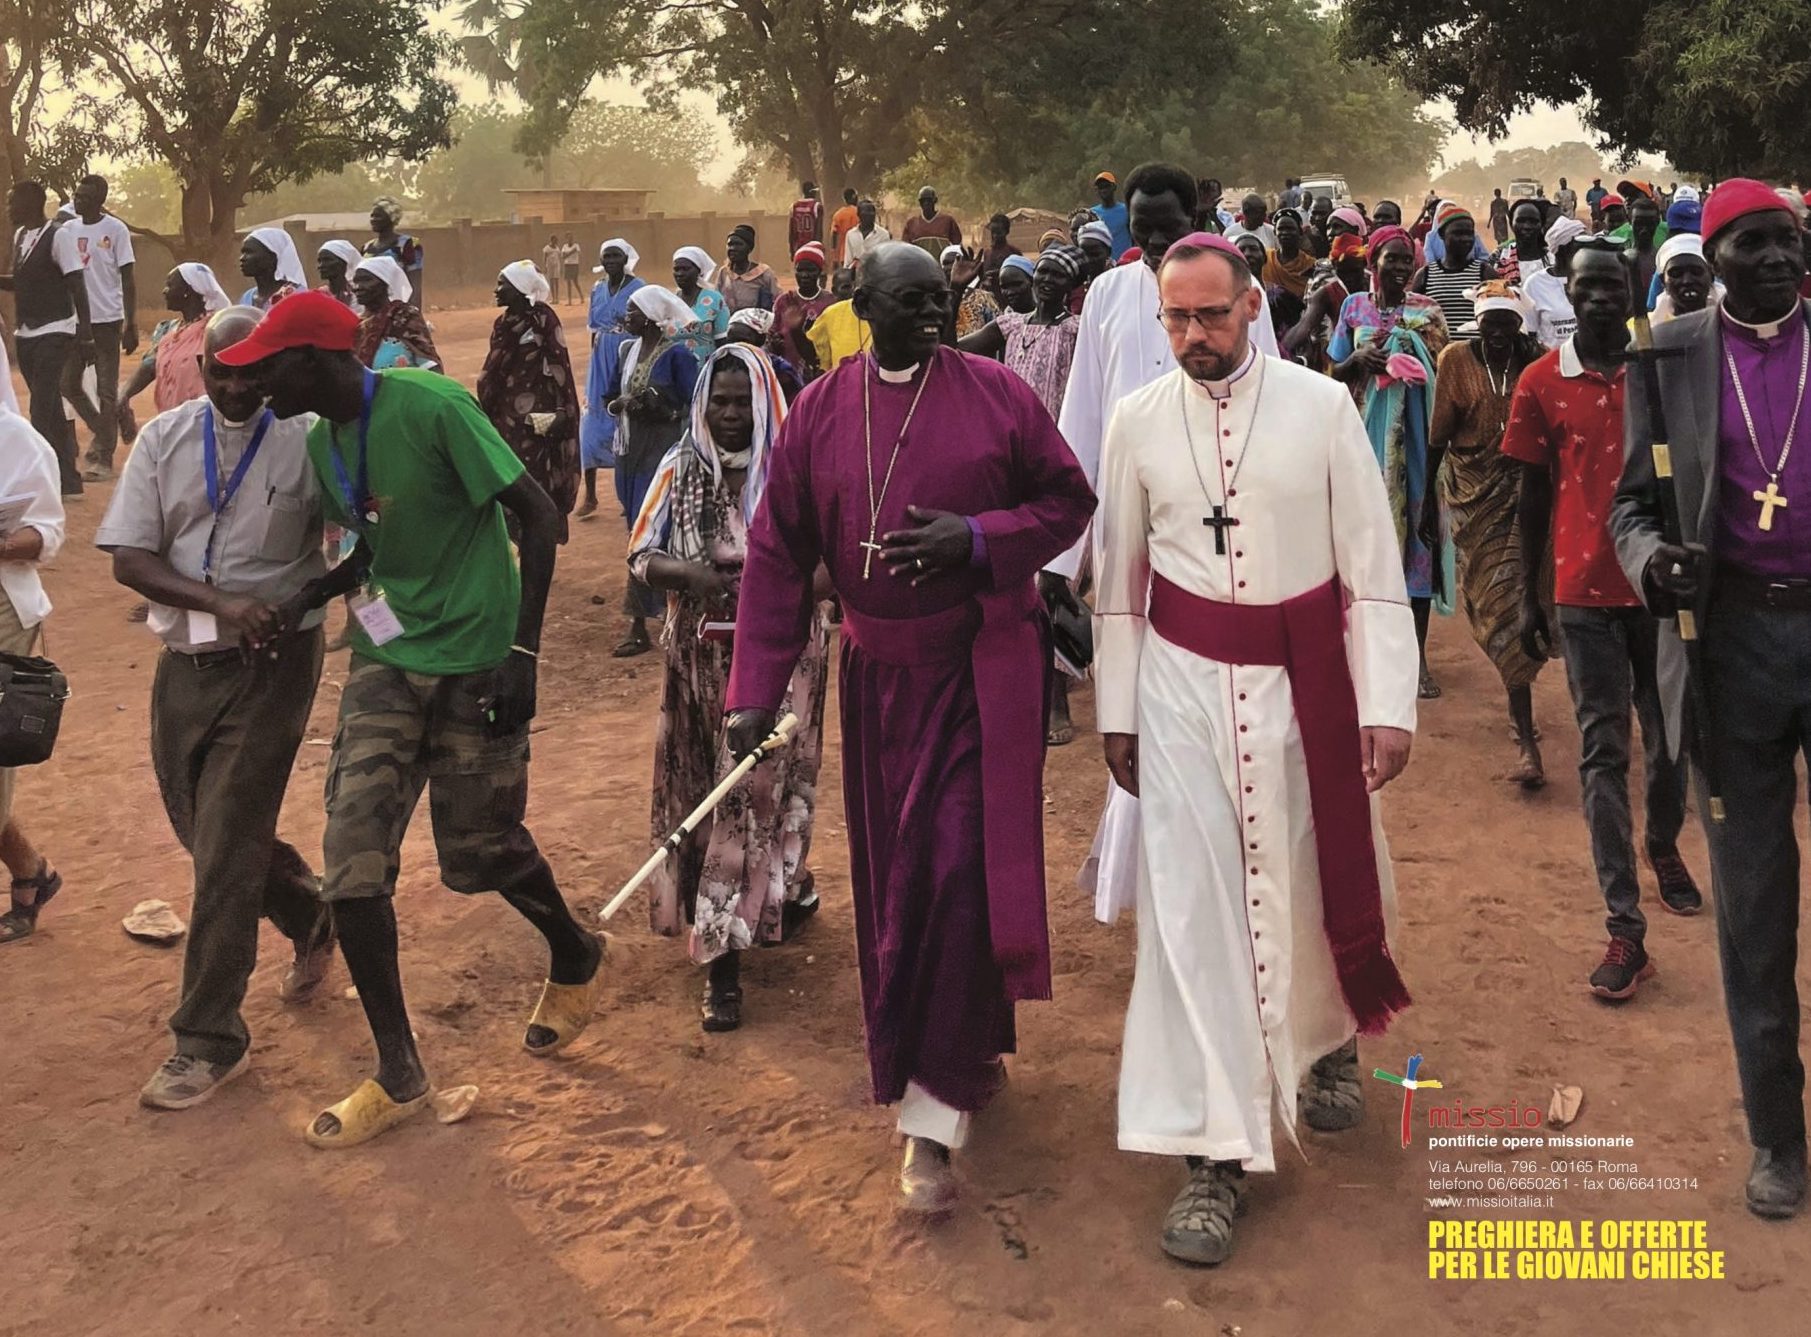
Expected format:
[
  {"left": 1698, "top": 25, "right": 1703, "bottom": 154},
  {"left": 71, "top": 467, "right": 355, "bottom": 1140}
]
[{"left": 348, "top": 588, "right": 404, "bottom": 646}]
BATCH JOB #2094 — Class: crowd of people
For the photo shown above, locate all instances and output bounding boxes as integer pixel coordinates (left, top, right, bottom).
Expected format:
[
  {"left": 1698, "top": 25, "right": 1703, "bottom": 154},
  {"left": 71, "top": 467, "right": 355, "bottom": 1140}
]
[{"left": 6, "top": 157, "right": 1811, "bottom": 1266}]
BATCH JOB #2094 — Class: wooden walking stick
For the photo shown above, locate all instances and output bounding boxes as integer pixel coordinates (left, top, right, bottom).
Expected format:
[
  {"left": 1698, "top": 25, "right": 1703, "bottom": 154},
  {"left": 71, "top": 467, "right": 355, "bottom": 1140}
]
[
  {"left": 600, "top": 712, "right": 800, "bottom": 921},
  {"left": 1622, "top": 256, "right": 1725, "bottom": 822}
]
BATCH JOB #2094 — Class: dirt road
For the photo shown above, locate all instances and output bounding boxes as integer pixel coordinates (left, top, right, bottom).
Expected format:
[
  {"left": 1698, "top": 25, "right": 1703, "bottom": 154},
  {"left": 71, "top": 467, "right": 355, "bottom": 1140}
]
[{"left": 3, "top": 306, "right": 1800, "bottom": 1335}]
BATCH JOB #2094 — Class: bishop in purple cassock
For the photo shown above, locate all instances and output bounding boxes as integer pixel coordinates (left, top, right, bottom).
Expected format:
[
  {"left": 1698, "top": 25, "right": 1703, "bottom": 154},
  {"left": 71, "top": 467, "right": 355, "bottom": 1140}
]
[{"left": 725, "top": 243, "right": 1095, "bottom": 1213}]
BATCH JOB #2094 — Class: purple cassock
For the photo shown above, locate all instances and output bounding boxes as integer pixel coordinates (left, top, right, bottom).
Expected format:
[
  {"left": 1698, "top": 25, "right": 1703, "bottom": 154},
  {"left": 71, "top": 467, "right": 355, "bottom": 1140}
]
[{"left": 727, "top": 346, "right": 1096, "bottom": 1112}]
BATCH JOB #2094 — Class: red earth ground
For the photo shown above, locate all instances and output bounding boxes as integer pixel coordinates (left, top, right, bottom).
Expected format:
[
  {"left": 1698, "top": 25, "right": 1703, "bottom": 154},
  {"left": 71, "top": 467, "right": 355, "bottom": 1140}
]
[{"left": 4, "top": 302, "right": 1802, "bottom": 1335}]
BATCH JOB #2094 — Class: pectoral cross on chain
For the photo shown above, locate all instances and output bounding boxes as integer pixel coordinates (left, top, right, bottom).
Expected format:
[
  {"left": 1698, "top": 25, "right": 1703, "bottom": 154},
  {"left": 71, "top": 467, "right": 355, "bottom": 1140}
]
[
  {"left": 1755, "top": 479, "right": 1789, "bottom": 532},
  {"left": 1203, "top": 504, "right": 1240, "bottom": 555},
  {"left": 859, "top": 535, "right": 884, "bottom": 580}
]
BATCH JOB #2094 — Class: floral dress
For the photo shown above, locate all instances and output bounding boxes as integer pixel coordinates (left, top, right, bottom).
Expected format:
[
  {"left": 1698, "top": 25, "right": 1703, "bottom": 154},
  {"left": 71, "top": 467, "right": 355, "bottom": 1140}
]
[
  {"left": 629, "top": 461, "right": 831, "bottom": 961},
  {"left": 996, "top": 310, "right": 1080, "bottom": 422}
]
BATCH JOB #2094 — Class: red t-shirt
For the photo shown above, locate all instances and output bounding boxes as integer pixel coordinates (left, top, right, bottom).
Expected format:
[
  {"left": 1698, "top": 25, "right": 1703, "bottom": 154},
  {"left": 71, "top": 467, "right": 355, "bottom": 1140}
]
[
  {"left": 1500, "top": 342, "right": 1639, "bottom": 607},
  {"left": 787, "top": 199, "right": 822, "bottom": 256}
]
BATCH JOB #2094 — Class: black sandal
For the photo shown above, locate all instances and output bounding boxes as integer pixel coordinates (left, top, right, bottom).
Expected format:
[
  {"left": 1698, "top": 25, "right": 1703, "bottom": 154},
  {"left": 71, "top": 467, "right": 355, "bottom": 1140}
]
[
  {"left": 780, "top": 871, "right": 819, "bottom": 938},
  {"left": 0, "top": 860, "right": 63, "bottom": 944},
  {"left": 700, "top": 954, "right": 743, "bottom": 1033},
  {"left": 612, "top": 628, "right": 652, "bottom": 658}
]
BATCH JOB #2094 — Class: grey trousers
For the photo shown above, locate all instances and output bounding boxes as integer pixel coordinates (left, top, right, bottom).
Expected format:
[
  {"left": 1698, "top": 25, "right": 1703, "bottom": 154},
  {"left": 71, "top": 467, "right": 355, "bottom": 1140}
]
[
  {"left": 151, "top": 628, "right": 328, "bottom": 1065},
  {"left": 1703, "top": 600, "right": 1811, "bottom": 1152},
  {"left": 63, "top": 319, "right": 122, "bottom": 469},
  {"left": 1556, "top": 604, "right": 1687, "bottom": 943}
]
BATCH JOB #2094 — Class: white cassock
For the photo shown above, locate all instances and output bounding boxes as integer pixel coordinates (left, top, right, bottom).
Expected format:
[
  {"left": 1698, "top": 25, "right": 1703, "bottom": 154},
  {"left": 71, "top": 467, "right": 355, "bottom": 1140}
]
[
  {"left": 1056, "top": 260, "right": 1278, "bottom": 922},
  {"left": 1092, "top": 347, "right": 1417, "bottom": 1171}
]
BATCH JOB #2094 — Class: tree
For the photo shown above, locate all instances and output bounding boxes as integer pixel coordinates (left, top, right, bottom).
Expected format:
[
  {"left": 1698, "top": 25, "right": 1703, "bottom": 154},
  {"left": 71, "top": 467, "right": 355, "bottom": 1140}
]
[
  {"left": 457, "top": 0, "right": 1125, "bottom": 197},
  {"left": 0, "top": 0, "right": 105, "bottom": 197},
  {"left": 1342, "top": 0, "right": 1811, "bottom": 183},
  {"left": 905, "top": 0, "right": 1445, "bottom": 214},
  {"left": 71, "top": 0, "right": 457, "bottom": 263}
]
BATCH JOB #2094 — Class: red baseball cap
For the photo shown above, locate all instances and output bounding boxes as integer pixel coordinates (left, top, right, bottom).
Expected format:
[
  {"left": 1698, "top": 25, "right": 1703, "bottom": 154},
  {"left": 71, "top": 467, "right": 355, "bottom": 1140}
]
[
  {"left": 1701, "top": 177, "right": 1798, "bottom": 245},
  {"left": 213, "top": 289, "right": 361, "bottom": 366}
]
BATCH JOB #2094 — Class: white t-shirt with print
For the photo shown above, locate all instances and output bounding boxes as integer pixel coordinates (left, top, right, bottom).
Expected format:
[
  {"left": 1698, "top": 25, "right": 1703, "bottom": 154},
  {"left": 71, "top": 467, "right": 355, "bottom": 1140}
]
[{"left": 64, "top": 214, "right": 136, "bottom": 323}]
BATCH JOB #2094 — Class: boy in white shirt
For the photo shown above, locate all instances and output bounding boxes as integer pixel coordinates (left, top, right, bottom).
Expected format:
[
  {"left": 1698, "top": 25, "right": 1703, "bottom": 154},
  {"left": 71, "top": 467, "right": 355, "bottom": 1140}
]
[{"left": 64, "top": 174, "right": 137, "bottom": 480}]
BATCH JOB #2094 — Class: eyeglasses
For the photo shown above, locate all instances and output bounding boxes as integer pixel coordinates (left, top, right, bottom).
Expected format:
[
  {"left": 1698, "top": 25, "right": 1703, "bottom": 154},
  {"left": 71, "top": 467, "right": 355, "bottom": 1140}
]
[
  {"left": 1158, "top": 305, "right": 1238, "bottom": 335},
  {"left": 866, "top": 286, "right": 951, "bottom": 314}
]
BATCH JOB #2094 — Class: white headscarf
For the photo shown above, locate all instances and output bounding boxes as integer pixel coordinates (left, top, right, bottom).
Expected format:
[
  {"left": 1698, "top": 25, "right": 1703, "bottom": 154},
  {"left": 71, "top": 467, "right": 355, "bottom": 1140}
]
[
  {"left": 627, "top": 284, "right": 698, "bottom": 336},
  {"left": 317, "top": 239, "right": 363, "bottom": 275},
  {"left": 501, "top": 259, "right": 552, "bottom": 305},
  {"left": 354, "top": 255, "right": 413, "bottom": 304},
  {"left": 1545, "top": 216, "right": 1588, "bottom": 251},
  {"left": 175, "top": 262, "right": 232, "bottom": 313},
  {"left": 1656, "top": 232, "right": 1706, "bottom": 274},
  {"left": 1673, "top": 184, "right": 1701, "bottom": 204},
  {"left": 673, "top": 245, "right": 716, "bottom": 277},
  {"left": 246, "top": 226, "right": 308, "bottom": 288},
  {"left": 940, "top": 244, "right": 964, "bottom": 264},
  {"left": 596, "top": 238, "right": 640, "bottom": 274}
]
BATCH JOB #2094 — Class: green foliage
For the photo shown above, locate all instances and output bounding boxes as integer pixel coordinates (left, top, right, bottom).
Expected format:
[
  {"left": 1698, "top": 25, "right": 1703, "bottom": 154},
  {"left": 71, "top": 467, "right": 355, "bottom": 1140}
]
[
  {"left": 1342, "top": 0, "right": 1811, "bottom": 182},
  {"left": 467, "top": 0, "right": 1443, "bottom": 219},
  {"left": 0, "top": 0, "right": 102, "bottom": 192},
  {"left": 106, "top": 160, "right": 185, "bottom": 236},
  {"left": 70, "top": 0, "right": 457, "bottom": 253},
  {"left": 914, "top": 0, "right": 1446, "bottom": 213}
]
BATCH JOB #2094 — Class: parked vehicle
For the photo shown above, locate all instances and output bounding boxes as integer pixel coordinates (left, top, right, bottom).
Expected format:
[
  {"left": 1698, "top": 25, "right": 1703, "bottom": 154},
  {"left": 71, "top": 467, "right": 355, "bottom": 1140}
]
[{"left": 1298, "top": 174, "right": 1352, "bottom": 208}]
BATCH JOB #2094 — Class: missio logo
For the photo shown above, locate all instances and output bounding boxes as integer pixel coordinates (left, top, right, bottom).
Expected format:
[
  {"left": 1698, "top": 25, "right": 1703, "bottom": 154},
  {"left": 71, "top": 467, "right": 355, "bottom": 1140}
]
[{"left": 1370, "top": 1052, "right": 1548, "bottom": 1149}]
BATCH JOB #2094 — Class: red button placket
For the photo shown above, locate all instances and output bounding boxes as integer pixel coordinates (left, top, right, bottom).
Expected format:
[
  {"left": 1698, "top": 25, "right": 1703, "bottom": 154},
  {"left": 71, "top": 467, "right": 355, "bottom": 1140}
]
[{"left": 1213, "top": 389, "right": 1280, "bottom": 1068}]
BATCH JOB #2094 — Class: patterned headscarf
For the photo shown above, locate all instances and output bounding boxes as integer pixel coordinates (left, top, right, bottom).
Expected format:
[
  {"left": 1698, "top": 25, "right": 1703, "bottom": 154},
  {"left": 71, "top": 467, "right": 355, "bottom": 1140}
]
[
  {"left": 727, "top": 307, "right": 774, "bottom": 337},
  {"left": 1076, "top": 220, "right": 1113, "bottom": 249},
  {"left": 627, "top": 344, "right": 790, "bottom": 601},
  {"left": 1366, "top": 226, "right": 1414, "bottom": 268},
  {"left": 1329, "top": 234, "right": 1368, "bottom": 266},
  {"left": 1035, "top": 244, "right": 1085, "bottom": 285},
  {"left": 1433, "top": 201, "right": 1472, "bottom": 235}
]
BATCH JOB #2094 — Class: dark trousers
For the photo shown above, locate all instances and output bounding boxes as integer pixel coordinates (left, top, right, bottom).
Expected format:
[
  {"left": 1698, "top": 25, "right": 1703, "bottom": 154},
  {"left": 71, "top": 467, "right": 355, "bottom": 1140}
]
[
  {"left": 151, "top": 628, "right": 328, "bottom": 1065},
  {"left": 62, "top": 319, "right": 122, "bottom": 469},
  {"left": 1704, "top": 601, "right": 1811, "bottom": 1152},
  {"left": 1557, "top": 604, "right": 1687, "bottom": 943},
  {"left": 14, "top": 332, "right": 79, "bottom": 494}
]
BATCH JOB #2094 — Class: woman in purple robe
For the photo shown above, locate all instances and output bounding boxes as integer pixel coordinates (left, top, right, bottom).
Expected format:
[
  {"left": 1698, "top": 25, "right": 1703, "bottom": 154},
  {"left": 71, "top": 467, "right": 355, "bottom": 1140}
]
[{"left": 724, "top": 242, "right": 1095, "bottom": 1215}]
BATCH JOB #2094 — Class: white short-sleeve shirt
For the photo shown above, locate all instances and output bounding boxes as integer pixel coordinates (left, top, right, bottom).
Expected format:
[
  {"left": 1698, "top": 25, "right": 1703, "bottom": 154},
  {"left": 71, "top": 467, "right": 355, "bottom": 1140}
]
[{"left": 65, "top": 214, "right": 136, "bottom": 323}]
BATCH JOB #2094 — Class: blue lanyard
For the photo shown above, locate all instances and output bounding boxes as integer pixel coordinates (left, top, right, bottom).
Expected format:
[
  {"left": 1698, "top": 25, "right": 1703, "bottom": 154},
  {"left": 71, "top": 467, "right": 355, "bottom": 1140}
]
[
  {"left": 200, "top": 407, "right": 274, "bottom": 582},
  {"left": 327, "top": 370, "right": 379, "bottom": 528}
]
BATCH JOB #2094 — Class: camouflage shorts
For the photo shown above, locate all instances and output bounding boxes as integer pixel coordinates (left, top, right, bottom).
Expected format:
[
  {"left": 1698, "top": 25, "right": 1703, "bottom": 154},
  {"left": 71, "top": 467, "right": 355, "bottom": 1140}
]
[{"left": 321, "top": 654, "right": 542, "bottom": 901}]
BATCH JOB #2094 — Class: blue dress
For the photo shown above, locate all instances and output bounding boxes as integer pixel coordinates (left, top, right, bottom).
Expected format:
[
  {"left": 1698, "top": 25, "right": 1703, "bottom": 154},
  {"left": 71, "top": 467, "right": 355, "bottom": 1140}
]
[{"left": 581, "top": 275, "right": 647, "bottom": 469}]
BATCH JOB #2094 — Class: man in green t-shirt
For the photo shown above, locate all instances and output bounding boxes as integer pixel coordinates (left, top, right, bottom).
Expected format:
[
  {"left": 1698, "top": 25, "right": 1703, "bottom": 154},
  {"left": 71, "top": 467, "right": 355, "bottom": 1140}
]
[{"left": 217, "top": 291, "right": 603, "bottom": 1150}]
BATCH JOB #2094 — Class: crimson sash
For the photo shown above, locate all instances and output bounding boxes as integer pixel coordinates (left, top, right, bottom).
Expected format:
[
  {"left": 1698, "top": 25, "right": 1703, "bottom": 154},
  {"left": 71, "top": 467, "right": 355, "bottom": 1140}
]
[{"left": 1148, "top": 573, "right": 1410, "bottom": 1035}]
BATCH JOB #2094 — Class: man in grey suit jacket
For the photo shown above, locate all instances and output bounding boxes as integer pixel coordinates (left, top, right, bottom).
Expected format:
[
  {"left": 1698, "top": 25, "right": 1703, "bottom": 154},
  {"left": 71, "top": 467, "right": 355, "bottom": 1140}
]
[{"left": 1612, "top": 178, "right": 1811, "bottom": 1220}]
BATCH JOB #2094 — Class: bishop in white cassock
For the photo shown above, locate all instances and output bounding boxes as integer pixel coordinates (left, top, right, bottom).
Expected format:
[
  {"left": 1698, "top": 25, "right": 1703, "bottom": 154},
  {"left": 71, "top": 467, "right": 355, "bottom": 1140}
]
[
  {"left": 1056, "top": 207, "right": 1277, "bottom": 921},
  {"left": 1091, "top": 235, "right": 1417, "bottom": 1266}
]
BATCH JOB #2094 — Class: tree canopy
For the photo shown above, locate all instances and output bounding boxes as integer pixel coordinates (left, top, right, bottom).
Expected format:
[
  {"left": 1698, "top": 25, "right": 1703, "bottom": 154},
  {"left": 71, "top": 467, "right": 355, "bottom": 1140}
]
[
  {"left": 62, "top": 0, "right": 455, "bottom": 260},
  {"left": 908, "top": 0, "right": 1446, "bottom": 211},
  {"left": 463, "top": 0, "right": 1445, "bottom": 211},
  {"left": 1342, "top": 0, "right": 1811, "bottom": 183}
]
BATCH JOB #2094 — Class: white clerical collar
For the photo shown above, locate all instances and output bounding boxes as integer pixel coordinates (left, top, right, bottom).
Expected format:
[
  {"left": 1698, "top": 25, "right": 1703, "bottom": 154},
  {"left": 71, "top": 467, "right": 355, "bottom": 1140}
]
[
  {"left": 1182, "top": 343, "right": 1260, "bottom": 401},
  {"left": 1721, "top": 305, "right": 1803, "bottom": 341},
  {"left": 875, "top": 360, "right": 920, "bottom": 384}
]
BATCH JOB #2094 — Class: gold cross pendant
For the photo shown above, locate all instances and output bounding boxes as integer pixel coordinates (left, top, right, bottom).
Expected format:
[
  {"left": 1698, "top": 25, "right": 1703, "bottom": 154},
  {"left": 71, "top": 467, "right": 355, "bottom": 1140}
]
[
  {"left": 860, "top": 537, "right": 883, "bottom": 580},
  {"left": 1755, "top": 479, "right": 1789, "bottom": 532}
]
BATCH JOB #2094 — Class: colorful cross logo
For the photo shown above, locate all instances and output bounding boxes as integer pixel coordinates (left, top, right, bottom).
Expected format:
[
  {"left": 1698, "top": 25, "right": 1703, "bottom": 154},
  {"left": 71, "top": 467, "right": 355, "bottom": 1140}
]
[{"left": 1372, "top": 1053, "right": 1443, "bottom": 1148}]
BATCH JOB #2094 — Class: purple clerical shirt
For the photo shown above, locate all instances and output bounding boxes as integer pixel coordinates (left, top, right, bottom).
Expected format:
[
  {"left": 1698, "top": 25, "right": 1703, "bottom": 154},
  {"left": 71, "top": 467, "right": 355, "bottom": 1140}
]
[{"left": 1717, "top": 309, "right": 1811, "bottom": 577}]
